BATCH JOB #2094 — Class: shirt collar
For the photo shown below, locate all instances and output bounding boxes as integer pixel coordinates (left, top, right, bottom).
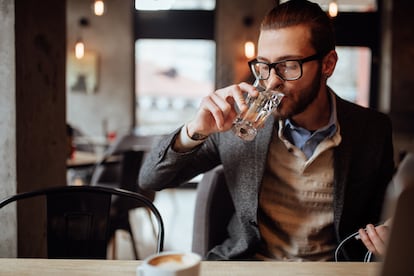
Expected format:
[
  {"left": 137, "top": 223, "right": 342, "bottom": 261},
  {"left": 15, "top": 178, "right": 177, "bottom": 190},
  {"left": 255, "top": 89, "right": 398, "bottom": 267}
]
[{"left": 284, "top": 89, "right": 338, "bottom": 137}]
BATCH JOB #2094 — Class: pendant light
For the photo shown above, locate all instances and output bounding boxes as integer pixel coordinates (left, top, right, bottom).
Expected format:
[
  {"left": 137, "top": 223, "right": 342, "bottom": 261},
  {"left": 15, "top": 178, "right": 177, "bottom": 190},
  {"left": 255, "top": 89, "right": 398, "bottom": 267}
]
[
  {"left": 244, "top": 41, "right": 255, "bottom": 59},
  {"left": 74, "top": 17, "right": 89, "bottom": 59},
  {"left": 328, "top": 0, "right": 338, "bottom": 18},
  {"left": 93, "top": 0, "right": 105, "bottom": 16},
  {"left": 243, "top": 16, "right": 255, "bottom": 59},
  {"left": 75, "top": 39, "right": 85, "bottom": 59}
]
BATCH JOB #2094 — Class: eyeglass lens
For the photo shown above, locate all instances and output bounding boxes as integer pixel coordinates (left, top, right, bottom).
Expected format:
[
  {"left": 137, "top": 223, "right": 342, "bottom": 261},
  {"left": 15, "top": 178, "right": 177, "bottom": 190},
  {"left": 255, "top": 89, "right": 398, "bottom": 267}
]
[{"left": 251, "top": 60, "right": 302, "bottom": 81}]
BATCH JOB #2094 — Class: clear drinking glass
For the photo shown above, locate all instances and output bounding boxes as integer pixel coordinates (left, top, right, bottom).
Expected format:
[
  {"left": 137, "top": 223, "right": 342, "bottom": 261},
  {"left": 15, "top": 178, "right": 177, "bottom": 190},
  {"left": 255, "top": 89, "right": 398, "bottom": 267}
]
[{"left": 232, "top": 79, "right": 284, "bottom": 141}]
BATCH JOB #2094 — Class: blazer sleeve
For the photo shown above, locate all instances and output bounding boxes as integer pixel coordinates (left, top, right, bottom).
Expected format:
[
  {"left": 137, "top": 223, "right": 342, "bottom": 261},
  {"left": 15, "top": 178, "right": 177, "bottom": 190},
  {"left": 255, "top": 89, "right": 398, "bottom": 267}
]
[{"left": 138, "top": 126, "right": 221, "bottom": 191}]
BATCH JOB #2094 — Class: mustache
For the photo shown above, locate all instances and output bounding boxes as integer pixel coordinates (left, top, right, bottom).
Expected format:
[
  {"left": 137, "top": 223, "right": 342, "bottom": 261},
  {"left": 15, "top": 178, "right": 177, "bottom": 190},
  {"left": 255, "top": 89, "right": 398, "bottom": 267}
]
[
  {"left": 271, "top": 89, "right": 289, "bottom": 98},
  {"left": 269, "top": 84, "right": 289, "bottom": 97}
]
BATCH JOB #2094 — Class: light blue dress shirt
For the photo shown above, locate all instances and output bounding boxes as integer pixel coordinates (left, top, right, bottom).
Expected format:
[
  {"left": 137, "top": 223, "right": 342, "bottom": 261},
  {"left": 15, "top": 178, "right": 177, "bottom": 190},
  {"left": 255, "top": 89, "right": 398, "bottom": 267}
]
[{"left": 283, "top": 93, "right": 337, "bottom": 159}]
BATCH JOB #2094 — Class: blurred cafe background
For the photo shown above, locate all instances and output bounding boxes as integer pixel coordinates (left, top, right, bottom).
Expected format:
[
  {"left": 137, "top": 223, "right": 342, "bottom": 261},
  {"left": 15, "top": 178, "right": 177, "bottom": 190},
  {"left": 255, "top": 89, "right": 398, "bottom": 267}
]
[{"left": 0, "top": 0, "right": 413, "bottom": 259}]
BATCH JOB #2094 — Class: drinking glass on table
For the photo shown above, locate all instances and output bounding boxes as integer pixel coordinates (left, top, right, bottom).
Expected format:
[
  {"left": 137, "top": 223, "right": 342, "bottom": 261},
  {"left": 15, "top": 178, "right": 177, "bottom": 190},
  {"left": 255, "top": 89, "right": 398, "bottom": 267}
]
[{"left": 232, "top": 78, "right": 284, "bottom": 141}]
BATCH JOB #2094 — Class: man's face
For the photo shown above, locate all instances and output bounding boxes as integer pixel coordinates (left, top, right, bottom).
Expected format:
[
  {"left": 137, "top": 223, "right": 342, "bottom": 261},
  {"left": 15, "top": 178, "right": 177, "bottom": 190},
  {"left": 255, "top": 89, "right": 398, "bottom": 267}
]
[{"left": 257, "top": 25, "right": 324, "bottom": 120}]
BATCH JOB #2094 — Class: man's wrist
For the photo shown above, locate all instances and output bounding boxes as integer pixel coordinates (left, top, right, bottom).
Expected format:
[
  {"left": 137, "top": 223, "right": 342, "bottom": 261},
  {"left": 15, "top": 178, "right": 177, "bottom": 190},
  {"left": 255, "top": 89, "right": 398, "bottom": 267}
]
[
  {"left": 189, "top": 132, "right": 209, "bottom": 141},
  {"left": 173, "top": 123, "right": 207, "bottom": 152},
  {"left": 186, "top": 124, "right": 209, "bottom": 141}
]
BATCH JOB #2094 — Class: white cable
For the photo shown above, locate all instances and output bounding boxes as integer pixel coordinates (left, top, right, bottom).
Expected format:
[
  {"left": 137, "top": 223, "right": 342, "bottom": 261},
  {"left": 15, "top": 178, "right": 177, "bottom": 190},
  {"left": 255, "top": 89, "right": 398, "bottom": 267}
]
[
  {"left": 334, "top": 231, "right": 360, "bottom": 262},
  {"left": 364, "top": 251, "right": 373, "bottom": 262},
  {"left": 335, "top": 224, "right": 382, "bottom": 262},
  {"left": 335, "top": 231, "right": 372, "bottom": 262}
]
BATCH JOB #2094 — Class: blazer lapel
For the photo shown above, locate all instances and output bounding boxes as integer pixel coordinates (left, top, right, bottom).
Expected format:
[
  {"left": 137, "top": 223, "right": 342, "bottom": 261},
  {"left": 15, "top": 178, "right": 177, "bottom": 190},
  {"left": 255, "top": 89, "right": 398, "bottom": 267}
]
[
  {"left": 332, "top": 96, "right": 352, "bottom": 230},
  {"left": 254, "top": 116, "right": 276, "bottom": 191}
]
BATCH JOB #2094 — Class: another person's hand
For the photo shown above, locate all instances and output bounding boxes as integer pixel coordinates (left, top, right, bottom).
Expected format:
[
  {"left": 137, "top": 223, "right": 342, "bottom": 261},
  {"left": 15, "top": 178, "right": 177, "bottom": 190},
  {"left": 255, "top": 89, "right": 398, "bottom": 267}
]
[
  {"left": 186, "top": 82, "right": 259, "bottom": 137},
  {"left": 358, "top": 219, "right": 392, "bottom": 257}
]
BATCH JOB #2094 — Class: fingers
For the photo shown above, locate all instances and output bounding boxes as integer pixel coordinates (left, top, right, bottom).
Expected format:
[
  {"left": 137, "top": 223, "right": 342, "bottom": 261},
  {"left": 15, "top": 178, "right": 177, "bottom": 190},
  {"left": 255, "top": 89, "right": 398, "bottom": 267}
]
[
  {"left": 203, "top": 92, "right": 233, "bottom": 130},
  {"left": 236, "top": 82, "right": 259, "bottom": 111},
  {"left": 199, "top": 83, "right": 258, "bottom": 130},
  {"left": 359, "top": 224, "right": 389, "bottom": 256},
  {"left": 367, "top": 224, "right": 387, "bottom": 255},
  {"left": 358, "top": 227, "right": 377, "bottom": 254}
]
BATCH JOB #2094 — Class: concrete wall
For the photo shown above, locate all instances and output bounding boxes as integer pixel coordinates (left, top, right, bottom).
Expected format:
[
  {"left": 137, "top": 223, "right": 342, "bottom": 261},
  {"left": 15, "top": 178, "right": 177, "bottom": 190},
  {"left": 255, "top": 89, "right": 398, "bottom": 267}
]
[
  {"left": 0, "top": 0, "right": 17, "bottom": 257},
  {"left": 67, "top": 0, "right": 135, "bottom": 139}
]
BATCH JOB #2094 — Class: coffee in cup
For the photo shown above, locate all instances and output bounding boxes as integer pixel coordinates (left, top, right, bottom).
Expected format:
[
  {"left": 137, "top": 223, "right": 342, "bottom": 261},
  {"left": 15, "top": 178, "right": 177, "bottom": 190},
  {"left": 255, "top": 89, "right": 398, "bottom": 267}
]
[{"left": 136, "top": 251, "right": 201, "bottom": 276}]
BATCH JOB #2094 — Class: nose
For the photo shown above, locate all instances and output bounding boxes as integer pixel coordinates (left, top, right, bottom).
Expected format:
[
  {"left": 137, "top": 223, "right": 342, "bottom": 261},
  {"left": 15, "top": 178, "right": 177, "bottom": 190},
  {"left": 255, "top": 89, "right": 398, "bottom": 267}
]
[{"left": 266, "top": 68, "right": 284, "bottom": 90}]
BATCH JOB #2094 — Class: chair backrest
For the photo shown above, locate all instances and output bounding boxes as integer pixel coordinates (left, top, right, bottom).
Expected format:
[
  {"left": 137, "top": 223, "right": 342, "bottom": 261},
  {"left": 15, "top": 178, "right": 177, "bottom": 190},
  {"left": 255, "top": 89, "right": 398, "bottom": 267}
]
[
  {"left": 0, "top": 185, "right": 164, "bottom": 259},
  {"left": 90, "top": 133, "right": 159, "bottom": 203},
  {"left": 90, "top": 133, "right": 158, "bottom": 189},
  {"left": 192, "top": 166, "right": 235, "bottom": 257}
]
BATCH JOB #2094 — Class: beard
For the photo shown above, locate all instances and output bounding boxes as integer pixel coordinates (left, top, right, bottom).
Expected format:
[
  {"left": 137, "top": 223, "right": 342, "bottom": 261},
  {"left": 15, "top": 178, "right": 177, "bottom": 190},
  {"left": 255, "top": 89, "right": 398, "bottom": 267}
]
[{"left": 274, "top": 65, "right": 323, "bottom": 120}]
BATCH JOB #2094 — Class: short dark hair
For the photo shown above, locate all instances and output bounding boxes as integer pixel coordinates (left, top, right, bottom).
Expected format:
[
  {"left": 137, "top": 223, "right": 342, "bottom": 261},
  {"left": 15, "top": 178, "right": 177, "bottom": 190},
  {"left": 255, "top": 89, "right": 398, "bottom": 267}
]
[{"left": 261, "top": 0, "right": 335, "bottom": 56}]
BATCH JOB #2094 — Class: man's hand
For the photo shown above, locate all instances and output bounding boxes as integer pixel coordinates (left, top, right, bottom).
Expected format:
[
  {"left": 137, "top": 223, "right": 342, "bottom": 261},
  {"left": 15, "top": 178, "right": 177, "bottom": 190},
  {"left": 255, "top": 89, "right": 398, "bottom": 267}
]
[
  {"left": 358, "top": 219, "right": 392, "bottom": 257},
  {"left": 186, "top": 82, "right": 259, "bottom": 137}
]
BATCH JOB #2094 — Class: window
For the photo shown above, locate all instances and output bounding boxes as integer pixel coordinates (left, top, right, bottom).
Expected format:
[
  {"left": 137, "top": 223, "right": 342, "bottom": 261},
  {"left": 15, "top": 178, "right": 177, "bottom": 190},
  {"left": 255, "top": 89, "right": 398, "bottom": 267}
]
[
  {"left": 329, "top": 47, "right": 371, "bottom": 107},
  {"left": 280, "top": 0, "right": 377, "bottom": 12},
  {"left": 134, "top": 0, "right": 215, "bottom": 135},
  {"left": 135, "top": 0, "right": 215, "bottom": 10},
  {"left": 135, "top": 39, "right": 215, "bottom": 134}
]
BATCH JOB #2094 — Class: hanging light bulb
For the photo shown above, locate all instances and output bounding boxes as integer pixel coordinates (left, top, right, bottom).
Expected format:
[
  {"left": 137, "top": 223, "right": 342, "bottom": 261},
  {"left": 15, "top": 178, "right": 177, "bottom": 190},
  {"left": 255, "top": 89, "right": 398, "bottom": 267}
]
[
  {"left": 75, "top": 39, "right": 85, "bottom": 59},
  {"left": 242, "top": 16, "right": 255, "bottom": 59},
  {"left": 328, "top": 0, "right": 338, "bottom": 17},
  {"left": 244, "top": 41, "right": 255, "bottom": 59},
  {"left": 75, "top": 17, "right": 89, "bottom": 59},
  {"left": 94, "top": 0, "right": 105, "bottom": 16}
]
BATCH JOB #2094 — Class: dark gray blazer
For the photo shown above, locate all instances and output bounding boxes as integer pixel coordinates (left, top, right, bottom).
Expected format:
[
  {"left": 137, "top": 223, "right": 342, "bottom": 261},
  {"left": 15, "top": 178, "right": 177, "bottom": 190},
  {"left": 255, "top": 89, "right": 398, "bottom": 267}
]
[{"left": 139, "top": 95, "right": 395, "bottom": 261}]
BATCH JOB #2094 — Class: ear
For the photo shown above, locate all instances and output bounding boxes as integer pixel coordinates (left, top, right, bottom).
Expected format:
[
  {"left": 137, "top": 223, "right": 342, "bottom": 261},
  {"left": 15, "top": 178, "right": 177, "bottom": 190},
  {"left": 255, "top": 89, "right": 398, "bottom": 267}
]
[{"left": 322, "top": 50, "right": 338, "bottom": 78}]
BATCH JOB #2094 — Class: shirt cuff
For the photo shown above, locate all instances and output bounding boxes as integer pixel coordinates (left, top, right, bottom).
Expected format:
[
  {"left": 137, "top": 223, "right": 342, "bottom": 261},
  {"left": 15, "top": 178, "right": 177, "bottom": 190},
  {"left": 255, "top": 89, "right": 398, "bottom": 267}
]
[{"left": 175, "top": 124, "right": 206, "bottom": 151}]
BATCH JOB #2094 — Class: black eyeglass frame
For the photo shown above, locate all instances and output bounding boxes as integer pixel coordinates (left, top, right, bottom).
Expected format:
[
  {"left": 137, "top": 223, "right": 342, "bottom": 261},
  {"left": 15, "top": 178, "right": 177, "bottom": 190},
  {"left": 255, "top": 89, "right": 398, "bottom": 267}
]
[{"left": 248, "top": 53, "right": 323, "bottom": 81}]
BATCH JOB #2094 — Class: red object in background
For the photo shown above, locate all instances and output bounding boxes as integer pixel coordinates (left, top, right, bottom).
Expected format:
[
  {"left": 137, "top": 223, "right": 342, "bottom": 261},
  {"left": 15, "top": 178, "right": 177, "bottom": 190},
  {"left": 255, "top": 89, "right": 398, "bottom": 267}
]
[
  {"left": 107, "top": 131, "right": 117, "bottom": 142},
  {"left": 69, "top": 144, "right": 76, "bottom": 160}
]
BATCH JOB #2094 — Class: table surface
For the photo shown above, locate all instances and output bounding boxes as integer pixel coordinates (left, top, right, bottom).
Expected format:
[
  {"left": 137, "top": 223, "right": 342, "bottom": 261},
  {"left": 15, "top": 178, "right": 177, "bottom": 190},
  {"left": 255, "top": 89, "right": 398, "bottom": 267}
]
[
  {"left": 0, "top": 259, "right": 380, "bottom": 276},
  {"left": 66, "top": 151, "right": 121, "bottom": 169},
  {"left": 66, "top": 151, "right": 101, "bottom": 168}
]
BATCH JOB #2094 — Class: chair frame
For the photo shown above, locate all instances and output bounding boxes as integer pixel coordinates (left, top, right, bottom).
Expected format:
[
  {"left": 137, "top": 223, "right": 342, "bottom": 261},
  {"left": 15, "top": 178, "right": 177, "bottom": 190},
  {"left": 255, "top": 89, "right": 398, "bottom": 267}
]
[
  {"left": 192, "top": 166, "right": 235, "bottom": 257},
  {"left": 0, "top": 185, "right": 164, "bottom": 258}
]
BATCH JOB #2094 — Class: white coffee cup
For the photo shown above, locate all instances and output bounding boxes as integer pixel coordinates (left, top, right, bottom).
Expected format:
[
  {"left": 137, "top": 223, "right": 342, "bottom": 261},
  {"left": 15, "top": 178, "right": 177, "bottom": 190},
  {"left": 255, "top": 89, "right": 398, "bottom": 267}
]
[{"left": 136, "top": 251, "right": 201, "bottom": 276}]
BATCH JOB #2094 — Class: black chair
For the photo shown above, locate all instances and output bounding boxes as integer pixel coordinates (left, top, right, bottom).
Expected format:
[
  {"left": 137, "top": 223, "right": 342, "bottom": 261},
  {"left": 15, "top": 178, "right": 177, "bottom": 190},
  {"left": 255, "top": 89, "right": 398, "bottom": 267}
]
[
  {"left": 88, "top": 134, "right": 161, "bottom": 258},
  {"left": 192, "top": 166, "right": 235, "bottom": 258},
  {"left": 0, "top": 185, "right": 164, "bottom": 259},
  {"left": 90, "top": 133, "right": 160, "bottom": 189}
]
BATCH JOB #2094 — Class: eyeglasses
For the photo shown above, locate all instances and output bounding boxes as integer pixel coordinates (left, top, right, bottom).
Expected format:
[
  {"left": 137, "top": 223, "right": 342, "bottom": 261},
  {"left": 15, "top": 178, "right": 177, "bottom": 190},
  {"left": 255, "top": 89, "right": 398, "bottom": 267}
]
[{"left": 248, "top": 53, "right": 322, "bottom": 81}]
